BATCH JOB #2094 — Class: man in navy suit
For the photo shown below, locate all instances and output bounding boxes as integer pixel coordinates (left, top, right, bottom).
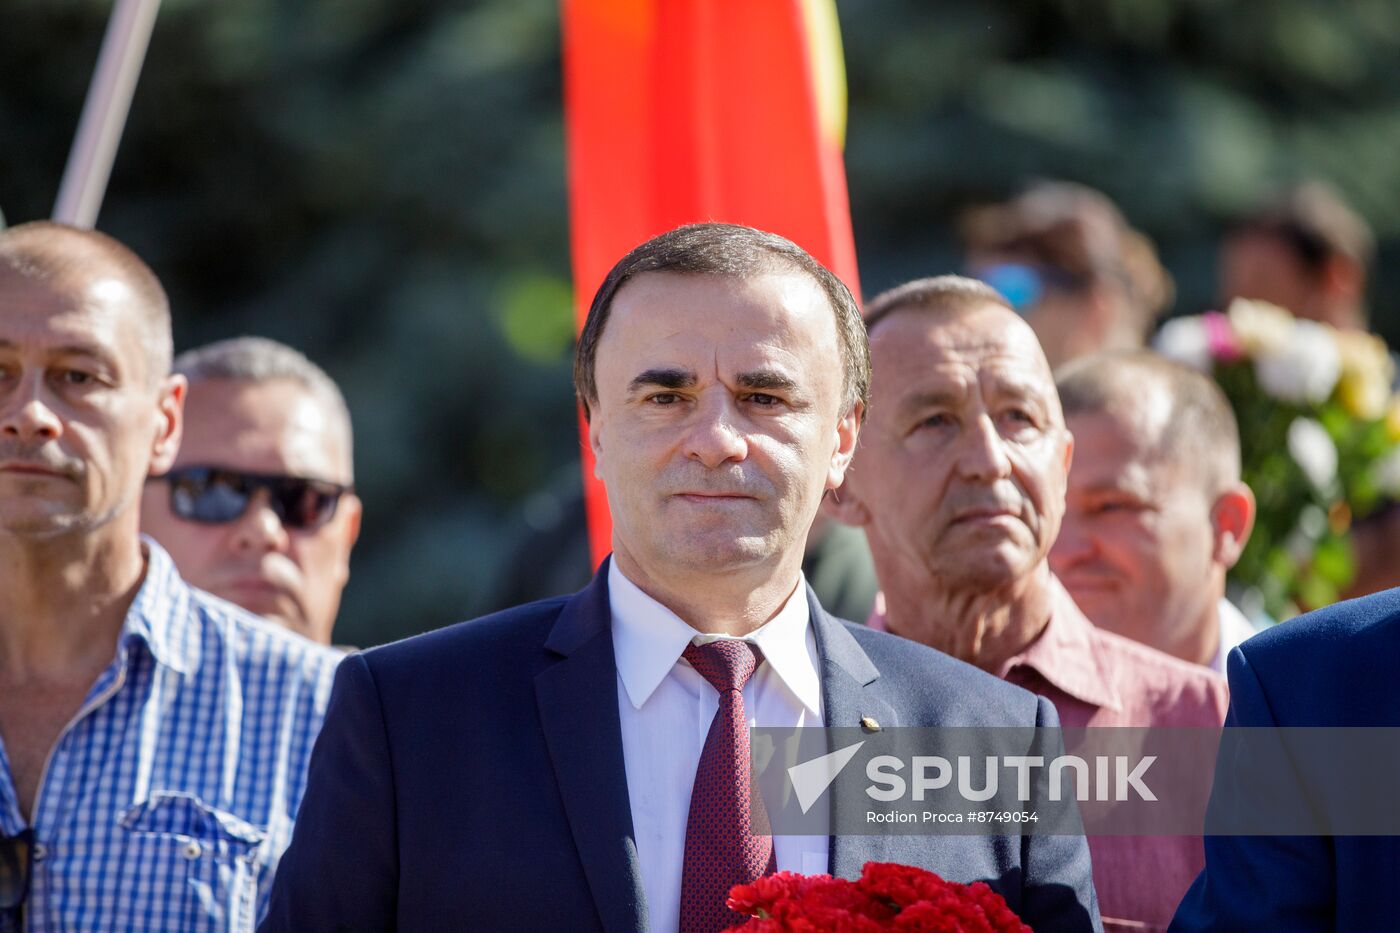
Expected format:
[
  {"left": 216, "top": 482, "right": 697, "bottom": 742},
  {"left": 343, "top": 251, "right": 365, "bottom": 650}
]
[
  {"left": 1170, "top": 590, "right": 1400, "bottom": 932},
  {"left": 260, "top": 223, "right": 1101, "bottom": 932}
]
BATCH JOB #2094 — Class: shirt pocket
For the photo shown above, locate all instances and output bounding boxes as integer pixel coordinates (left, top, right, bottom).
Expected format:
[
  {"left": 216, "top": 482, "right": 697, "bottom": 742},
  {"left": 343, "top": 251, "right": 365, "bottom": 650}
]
[{"left": 116, "top": 791, "right": 268, "bottom": 932}]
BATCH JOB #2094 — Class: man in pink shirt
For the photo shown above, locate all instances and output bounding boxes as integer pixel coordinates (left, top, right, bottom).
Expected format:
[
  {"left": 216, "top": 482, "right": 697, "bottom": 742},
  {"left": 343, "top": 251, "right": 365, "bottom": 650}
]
[{"left": 828, "top": 275, "right": 1228, "bottom": 932}]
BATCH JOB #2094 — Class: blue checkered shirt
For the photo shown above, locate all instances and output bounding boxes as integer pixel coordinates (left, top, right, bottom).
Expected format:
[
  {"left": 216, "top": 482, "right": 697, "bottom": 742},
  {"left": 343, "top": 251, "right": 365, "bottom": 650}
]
[{"left": 0, "top": 539, "right": 342, "bottom": 931}]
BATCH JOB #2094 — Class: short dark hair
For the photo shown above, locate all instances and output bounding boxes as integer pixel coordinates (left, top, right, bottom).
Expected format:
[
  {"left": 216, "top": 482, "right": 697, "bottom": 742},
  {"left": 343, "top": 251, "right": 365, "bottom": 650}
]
[
  {"left": 1234, "top": 181, "right": 1375, "bottom": 274},
  {"left": 573, "top": 223, "right": 869, "bottom": 419},
  {"left": 1056, "top": 350, "right": 1241, "bottom": 494},
  {"left": 863, "top": 275, "right": 1012, "bottom": 335},
  {"left": 0, "top": 221, "right": 172, "bottom": 381},
  {"left": 174, "top": 336, "right": 355, "bottom": 478}
]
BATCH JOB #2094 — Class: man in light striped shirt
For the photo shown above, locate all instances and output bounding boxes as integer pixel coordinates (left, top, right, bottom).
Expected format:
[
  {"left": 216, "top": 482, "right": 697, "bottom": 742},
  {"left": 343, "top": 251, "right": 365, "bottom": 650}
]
[{"left": 0, "top": 222, "right": 341, "bottom": 931}]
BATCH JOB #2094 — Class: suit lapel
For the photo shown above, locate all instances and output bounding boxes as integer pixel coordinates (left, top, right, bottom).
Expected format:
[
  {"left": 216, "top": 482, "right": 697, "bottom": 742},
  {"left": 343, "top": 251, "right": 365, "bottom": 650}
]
[
  {"left": 807, "top": 590, "right": 901, "bottom": 877},
  {"left": 535, "top": 560, "right": 647, "bottom": 933}
]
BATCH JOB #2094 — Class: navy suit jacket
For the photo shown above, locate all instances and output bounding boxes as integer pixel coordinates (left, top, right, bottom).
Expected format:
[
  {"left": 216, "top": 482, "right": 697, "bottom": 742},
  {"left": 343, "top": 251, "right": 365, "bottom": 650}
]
[
  {"left": 261, "top": 562, "right": 1101, "bottom": 932},
  {"left": 1170, "top": 588, "right": 1400, "bottom": 932}
]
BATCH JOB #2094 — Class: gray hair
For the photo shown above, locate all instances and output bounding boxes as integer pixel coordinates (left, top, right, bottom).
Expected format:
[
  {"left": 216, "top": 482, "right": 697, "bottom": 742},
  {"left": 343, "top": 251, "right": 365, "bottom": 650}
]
[
  {"left": 863, "top": 275, "right": 1012, "bottom": 335},
  {"left": 175, "top": 337, "right": 354, "bottom": 473},
  {"left": 1056, "top": 350, "right": 1241, "bottom": 495}
]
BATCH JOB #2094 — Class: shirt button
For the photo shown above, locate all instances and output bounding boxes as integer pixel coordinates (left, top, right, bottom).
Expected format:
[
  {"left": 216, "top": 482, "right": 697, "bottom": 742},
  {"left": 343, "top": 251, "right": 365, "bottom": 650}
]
[
  {"left": 183, "top": 841, "right": 202, "bottom": 860},
  {"left": 32, "top": 843, "right": 48, "bottom": 862}
]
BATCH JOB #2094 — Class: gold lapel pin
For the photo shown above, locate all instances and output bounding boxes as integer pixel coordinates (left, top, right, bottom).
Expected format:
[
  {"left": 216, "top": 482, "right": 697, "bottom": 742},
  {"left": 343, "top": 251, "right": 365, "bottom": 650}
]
[{"left": 860, "top": 716, "right": 881, "bottom": 732}]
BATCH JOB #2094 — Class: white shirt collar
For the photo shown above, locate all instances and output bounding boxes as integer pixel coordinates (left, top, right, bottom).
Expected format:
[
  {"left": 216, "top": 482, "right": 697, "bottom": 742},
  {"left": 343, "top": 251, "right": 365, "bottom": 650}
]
[
  {"left": 608, "top": 559, "right": 822, "bottom": 717},
  {"left": 1212, "top": 596, "right": 1259, "bottom": 674}
]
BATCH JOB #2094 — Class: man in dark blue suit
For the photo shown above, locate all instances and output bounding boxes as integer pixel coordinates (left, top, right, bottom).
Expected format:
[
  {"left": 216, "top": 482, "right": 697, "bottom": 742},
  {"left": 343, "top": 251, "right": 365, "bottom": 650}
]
[
  {"left": 1170, "top": 589, "right": 1400, "bottom": 931},
  {"left": 260, "top": 223, "right": 1101, "bottom": 932}
]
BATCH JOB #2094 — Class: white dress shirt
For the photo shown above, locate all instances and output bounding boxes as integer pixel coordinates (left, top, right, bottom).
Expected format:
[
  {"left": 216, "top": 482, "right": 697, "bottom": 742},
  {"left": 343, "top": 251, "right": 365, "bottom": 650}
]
[
  {"left": 609, "top": 560, "right": 829, "bottom": 933},
  {"left": 1212, "top": 597, "right": 1259, "bottom": 675}
]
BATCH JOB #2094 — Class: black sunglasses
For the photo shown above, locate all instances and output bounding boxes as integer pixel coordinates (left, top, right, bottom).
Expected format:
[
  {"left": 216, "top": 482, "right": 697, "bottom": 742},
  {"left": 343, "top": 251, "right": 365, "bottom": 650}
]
[
  {"left": 0, "top": 828, "right": 31, "bottom": 932},
  {"left": 153, "top": 466, "right": 352, "bottom": 531}
]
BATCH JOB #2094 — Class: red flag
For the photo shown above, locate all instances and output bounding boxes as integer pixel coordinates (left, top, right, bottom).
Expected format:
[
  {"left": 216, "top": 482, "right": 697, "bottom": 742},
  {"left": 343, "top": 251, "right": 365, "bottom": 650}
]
[{"left": 563, "top": 0, "right": 861, "bottom": 568}]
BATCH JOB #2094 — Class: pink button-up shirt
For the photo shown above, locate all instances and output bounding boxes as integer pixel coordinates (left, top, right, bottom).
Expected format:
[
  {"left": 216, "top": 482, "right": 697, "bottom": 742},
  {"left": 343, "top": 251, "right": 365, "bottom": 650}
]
[{"left": 869, "top": 577, "right": 1229, "bottom": 932}]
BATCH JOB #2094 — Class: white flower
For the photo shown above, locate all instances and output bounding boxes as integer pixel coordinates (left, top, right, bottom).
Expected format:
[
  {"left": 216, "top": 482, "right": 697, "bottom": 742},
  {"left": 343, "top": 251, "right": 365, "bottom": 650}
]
[
  {"left": 1254, "top": 319, "right": 1342, "bottom": 405},
  {"left": 1227, "top": 298, "right": 1293, "bottom": 355},
  {"left": 1287, "top": 417, "right": 1339, "bottom": 490},
  {"left": 1374, "top": 446, "right": 1400, "bottom": 498},
  {"left": 1153, "top": 316, "right": 1212, "bottom": 371}
]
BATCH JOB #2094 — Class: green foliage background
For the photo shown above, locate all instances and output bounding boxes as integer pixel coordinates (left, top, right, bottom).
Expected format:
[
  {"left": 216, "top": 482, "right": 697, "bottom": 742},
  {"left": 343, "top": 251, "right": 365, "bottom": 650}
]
[
  {"left": 3, "top": 0, "right": 1399, "bottom": 645},
  {"left": 1211, "top": 356, "right": 1391, "bottom": 617}
]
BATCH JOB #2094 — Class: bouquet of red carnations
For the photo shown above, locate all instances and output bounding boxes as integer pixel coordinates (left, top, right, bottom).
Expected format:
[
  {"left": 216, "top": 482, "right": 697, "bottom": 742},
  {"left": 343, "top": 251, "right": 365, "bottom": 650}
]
[{"left": 723, "top": 862, "right": 1032, "bottom": 932}]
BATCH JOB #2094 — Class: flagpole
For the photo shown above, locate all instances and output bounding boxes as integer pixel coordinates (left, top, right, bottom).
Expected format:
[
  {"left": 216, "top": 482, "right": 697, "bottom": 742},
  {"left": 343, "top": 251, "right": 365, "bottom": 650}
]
[{"left": 52, "top": 0, "right": 163, "bottom": 228}]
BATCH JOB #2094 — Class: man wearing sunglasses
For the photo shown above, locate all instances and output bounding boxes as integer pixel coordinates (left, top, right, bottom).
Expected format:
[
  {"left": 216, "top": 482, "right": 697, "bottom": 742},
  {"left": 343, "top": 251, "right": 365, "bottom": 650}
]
[
  {"left": 0, "top": 222, "right": 340, "bottom": 931},
  {"left": 961, "top": 181, "right": 1174, "bottom": 370},
  {"left": 141, "top": 337, "right": 361, "bottom": 646}
]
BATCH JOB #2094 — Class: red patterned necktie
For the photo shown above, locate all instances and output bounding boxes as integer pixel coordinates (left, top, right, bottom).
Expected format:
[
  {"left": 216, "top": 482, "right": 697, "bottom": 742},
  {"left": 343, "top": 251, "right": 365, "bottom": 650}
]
[{"left": 678, "top": 639, "right": 776, "bottom": 933}]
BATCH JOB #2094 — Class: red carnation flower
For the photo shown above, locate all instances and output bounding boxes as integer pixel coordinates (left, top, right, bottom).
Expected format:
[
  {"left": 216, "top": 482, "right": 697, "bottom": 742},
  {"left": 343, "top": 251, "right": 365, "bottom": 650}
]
[{"left": 724, "top": 862, "right": 1032, "bottom": 933}]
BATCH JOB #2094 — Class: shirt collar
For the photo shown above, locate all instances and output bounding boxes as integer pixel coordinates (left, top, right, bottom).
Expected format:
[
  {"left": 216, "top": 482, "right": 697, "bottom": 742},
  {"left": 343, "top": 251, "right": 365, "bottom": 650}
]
[
  {"left": 608, "top": 560, "right": 821, "bottom": 716},
  {"left": 869, "top": 582, "right": 1120, "bottom": 710},
  {"left": 1212, "top": 597, "right": 1257, "bottom": 674},
  {"left": 996, "top": 575, "right": 1123, "bottom": 712},
  {"left": 120, "top": 536, "right": 197, "bottom": 675}
]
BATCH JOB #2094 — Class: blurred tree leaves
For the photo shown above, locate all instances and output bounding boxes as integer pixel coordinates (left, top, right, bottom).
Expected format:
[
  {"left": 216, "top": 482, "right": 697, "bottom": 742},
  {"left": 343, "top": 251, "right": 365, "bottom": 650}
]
[
  {"left": 2, "top": 0, "right": 1398, "bottom": 644},
  {"left": 843, "top": 0, "right": 1400, "bottom": 320},
  {"left": 2, "top": 0, "right": 575, "bottom": 646},
  {"left": 496, "top": 273, "right": 574, "bottom": 364}
]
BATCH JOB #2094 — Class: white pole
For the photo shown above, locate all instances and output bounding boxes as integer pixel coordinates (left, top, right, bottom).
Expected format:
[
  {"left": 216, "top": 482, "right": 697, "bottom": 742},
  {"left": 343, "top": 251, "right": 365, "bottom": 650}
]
[{"left": 52, "top": 0, "right": 163, "bottom": 228}]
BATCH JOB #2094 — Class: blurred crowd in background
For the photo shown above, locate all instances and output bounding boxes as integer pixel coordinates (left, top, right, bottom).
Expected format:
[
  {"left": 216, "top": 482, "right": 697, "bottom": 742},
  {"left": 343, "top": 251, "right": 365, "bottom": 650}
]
[{"left": 4, "top": 0, "right": 1400, "bottom": 648}]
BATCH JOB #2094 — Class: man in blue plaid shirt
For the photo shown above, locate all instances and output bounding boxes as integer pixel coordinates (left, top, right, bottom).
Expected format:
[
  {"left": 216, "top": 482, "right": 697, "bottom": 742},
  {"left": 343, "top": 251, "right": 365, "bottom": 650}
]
[{"left": 0, "top": 222, "right": 341, "bottom": 931}]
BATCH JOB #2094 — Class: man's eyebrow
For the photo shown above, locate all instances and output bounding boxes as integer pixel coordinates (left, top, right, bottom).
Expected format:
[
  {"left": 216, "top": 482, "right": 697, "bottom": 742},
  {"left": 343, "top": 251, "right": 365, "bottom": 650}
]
[
  {"left": 55, "top": 344, "right": 116, "bottom": 364},
  {"left": 736, "top": 371, "right": 800, "bottom": 393},
  {"left": 899, "top": 388, "right": 963, "bottom": 413},
  {"left": 628, "top": 367, "right": 696, "bottom": 393},
  {"left": 0, "top": 339, "right": 115, "bottom": 364},
  {"left": 985, "top": 373, "right": 1051, "bottom": 405},
  {"left": 1080, "top": 480, "right": 1153, "bottom": 500}
]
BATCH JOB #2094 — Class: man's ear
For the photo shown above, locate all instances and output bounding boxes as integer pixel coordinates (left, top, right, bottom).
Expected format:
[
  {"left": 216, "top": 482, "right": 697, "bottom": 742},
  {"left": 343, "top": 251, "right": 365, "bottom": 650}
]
[
  {"left": 585, "top": 401, "right": 605, "bottom": 480},
  {"left": 149, "top": 375, "right": 186, "bottom": 475},
  {"left": 825, "top": 401, "right": 864, "bottom": 490},
  {"left": 340, "top": 493, "right": 363, "bottom": 553},
  {"left": 1211, "top": 483, "right": 1256, "bottom": 567},
  {"left": 1321, "top": 254, "right": 1365, "bottom": 306},
  {"left": 824, "top": 402, "right": 870, "bottom": 529}
]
